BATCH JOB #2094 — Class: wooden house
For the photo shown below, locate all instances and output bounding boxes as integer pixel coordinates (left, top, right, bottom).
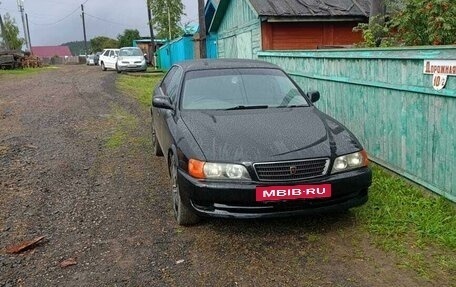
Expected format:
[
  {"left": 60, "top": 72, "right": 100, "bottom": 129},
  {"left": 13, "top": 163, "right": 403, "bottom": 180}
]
[
  {"left": 133, "top": 38, "right": 167, "bottom": 65},
  {"left": 209, "top": 0, "right": 370, "bottom": 59}
]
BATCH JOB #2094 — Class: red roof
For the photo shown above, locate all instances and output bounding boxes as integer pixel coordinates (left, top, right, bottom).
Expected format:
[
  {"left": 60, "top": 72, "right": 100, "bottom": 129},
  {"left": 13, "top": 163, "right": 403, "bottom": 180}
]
[{"left": 31, "top": 46, "right": 73, "bottom": 57}]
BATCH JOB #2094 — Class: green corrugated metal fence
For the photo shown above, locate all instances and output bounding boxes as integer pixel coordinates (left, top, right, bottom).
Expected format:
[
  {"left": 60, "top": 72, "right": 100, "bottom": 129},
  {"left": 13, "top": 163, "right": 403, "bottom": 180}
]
[{"left": 258, "top": 47, "right": 456, "bottom": 202}]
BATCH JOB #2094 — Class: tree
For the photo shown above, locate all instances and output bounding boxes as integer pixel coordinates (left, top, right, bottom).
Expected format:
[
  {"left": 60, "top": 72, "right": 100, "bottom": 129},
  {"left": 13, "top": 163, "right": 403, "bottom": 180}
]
[
  {"left": 117, "top": 29, "right": 141, "bottom": 48},
  {"left": 394, "top": 0, "right": 456, "bottom": 45},
  {"left": 356, "top": 0, "right": 456, "bottom": 47},
  {"left": 0, "top": 13, "right": 23, "bottom": 50},
  {"left": 148, "top": 0, "right": 185, "bottom": 40},
  {"left": 61, "top": 41, "right": 89, "bottom": 56},
  {"left": 90, "top": 36, "right": 119, "bottom": 52},
  {"left": 0, "top": 14, "right": 7, "bottom": 49}
]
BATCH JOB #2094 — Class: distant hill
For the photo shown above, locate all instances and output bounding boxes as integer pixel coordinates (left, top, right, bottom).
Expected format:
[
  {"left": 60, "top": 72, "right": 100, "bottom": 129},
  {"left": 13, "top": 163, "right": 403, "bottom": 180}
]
[{"left": 61, "top": 41, "right": 91, "bottom": 56}]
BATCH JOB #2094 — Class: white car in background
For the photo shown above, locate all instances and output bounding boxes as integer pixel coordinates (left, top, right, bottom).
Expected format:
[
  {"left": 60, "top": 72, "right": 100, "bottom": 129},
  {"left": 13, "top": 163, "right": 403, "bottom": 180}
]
[
  {"left": 86, "top": 54, "right": 95, "bottom": 65},
  {"left": 99, "top": 48, "right": 119, "bottom": 71},
  {"left": 116, "top": 47, "right": 147, "bottom": 73}
]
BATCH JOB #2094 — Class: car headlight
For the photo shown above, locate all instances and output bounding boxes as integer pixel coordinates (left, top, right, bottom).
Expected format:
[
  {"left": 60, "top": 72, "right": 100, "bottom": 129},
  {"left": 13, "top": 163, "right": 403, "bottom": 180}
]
[
  {"left": 331, "top": 150, "right": 368, "bottom": 174},
  {"left": 188, "top": 159, "right": 251, "bottom": 180}
]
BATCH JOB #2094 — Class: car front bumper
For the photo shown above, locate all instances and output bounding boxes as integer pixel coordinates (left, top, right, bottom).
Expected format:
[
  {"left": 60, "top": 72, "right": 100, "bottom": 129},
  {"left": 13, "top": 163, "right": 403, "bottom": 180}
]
[
  {"left": 177, "top": 167, "right": 372, "bottom": 219},
  {"left": 117, "top": 62, "right": 147, "bottom": 72}
]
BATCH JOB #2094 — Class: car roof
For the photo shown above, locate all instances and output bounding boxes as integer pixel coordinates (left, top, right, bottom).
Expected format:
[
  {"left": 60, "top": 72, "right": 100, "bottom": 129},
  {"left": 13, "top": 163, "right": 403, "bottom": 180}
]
[
  {"left": 174, "top": 59, "right": 281, "bottom": 72},
  {"left": 120, "top": 47, "right": 141, "bottom": 50}
]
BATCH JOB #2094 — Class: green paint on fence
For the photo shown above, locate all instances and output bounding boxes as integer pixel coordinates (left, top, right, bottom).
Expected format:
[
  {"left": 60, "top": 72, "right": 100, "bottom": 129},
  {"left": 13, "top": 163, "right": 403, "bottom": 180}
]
[{"left": 259, "top": 47, "right": 456, "bottom": 202}]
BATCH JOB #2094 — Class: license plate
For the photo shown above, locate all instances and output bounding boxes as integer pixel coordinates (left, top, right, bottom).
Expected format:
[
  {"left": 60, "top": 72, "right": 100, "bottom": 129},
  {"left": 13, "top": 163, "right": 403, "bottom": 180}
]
[
  {"left": 128, "top": 64, "right": 136, "bottom": 68},
  {"left": 256, "top": 184, "right": 331, "bottom": 202}
]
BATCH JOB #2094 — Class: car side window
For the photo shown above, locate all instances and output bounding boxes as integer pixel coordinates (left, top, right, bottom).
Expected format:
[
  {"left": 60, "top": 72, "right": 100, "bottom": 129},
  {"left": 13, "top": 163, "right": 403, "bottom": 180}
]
[
  {"left": 161, "top": 67, "right": 178, "bottom": 96},
  {"left": 167, "top": 68, "right": 183, "bottom": 103},
  {"left": 103, "top": 50, "right": 109, "bottom": 56}
]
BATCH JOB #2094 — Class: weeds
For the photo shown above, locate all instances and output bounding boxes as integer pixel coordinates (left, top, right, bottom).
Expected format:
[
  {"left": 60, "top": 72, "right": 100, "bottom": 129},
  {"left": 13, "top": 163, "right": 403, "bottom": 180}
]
[
  {"left": 354, "top": 164, "right": 455, "bottom": 278},
  {"left": 116, "top": 73, "right": 163, "bottom": 108},
  {"left": 0, "top": 67, "right": 56, "bottom": 77},
  {"left": 104, "top": 106, "right": 138, "bottom": 149}
]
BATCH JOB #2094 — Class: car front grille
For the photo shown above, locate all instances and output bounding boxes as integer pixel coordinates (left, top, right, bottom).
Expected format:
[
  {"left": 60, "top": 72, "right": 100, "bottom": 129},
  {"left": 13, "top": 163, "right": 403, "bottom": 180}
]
[{"left": 253, "top": 158, "right": 330, "bottom": 182}]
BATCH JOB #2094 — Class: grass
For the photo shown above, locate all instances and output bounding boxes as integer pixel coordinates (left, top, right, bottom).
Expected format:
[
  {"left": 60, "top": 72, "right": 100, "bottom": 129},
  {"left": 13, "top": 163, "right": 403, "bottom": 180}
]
[
  {"left": 0, "top": 66, "right": 57, "bottom": 76},
  {"left": 116, "top": 73, "right": 163, "bottom": 108},
  {"left": 104, "top": 106, "right": 138, "bottom": 149},
  {"left": 107, "top": 72, "right": 163, "bottom": 150},
  {"left": 354, "top": 164, "right": 456, "bottom": 278},
  {"left": 355, "top": 164, "right": 455, "bottom": 250}
]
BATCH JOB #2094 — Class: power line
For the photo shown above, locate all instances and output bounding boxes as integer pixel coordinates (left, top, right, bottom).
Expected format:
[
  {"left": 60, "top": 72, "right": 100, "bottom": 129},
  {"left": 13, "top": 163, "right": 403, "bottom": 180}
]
[
  {"left": 0, "top": 7, "right": 53, "bottom": 19},
  {"left": 22, "top": 0, "right": 90, "bottom": 26},
  {"left": 0, "top": 7, "right": 17, "bottom": 14},
  {"left": 84, "top": 13, "right": 132, "bottom": 27},
  {"left": 28, "top": 6, "right": 80, "bottom": 26}
]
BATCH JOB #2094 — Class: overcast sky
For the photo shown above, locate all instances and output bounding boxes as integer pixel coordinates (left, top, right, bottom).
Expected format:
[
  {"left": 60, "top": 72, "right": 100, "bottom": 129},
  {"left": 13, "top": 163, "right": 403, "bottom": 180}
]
[{"left": 0, "top": 0, "right": 199, "bottom": 46}]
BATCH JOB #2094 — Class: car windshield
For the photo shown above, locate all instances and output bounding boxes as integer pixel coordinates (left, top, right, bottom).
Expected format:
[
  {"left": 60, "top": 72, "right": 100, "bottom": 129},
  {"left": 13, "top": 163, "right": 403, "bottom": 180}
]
[
  {"left": 181, "top": 68, "right": 309, "bottom": 110},
  {"left": 119, "top": 48, "right": 142, "bottom": 57}
]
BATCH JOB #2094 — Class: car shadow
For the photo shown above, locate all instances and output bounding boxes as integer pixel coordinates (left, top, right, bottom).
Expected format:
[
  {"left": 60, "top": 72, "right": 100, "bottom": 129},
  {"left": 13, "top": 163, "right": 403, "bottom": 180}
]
[{"left": 199, "top": 210, "right": 357, "bottom": 237}]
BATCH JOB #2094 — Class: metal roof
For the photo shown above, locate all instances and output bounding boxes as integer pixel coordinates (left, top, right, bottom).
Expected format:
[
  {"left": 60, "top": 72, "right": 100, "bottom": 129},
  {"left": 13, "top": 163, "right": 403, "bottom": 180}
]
[
  {"left": 249, "top": 0, "right": 370, "bottom": 17},
  {"left": 209, "top": 0, "right": 370, "bottom": 32},
  {"left": 31, "top": 46, "right": 73, "bottom": 57}
]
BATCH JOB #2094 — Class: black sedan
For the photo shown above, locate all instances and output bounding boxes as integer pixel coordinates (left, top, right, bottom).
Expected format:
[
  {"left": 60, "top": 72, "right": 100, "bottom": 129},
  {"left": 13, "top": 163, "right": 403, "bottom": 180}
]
[{"left": 151, "top": 59, "right": 371, "bottom": 225}]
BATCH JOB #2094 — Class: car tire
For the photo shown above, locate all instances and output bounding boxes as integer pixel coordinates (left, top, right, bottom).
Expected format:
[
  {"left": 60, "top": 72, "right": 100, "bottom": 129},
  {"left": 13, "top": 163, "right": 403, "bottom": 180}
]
[
  {"left": 170, "top": 154, "right": 200, "bottom": 226},
  {"left": 152, "top": 127, "right": 163, "bottom": 156},
  {"left": 101, "top": 62, "right": 106, "bottom": 71},
  {"left": 116, "top": 64, "right": 121, "bottom": 74}
]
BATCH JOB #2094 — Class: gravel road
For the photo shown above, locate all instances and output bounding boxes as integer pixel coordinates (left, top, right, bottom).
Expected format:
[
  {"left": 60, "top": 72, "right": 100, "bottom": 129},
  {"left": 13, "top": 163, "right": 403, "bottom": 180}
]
[{"left": 0, "top": 66, "right": 445, "bottom": 286}]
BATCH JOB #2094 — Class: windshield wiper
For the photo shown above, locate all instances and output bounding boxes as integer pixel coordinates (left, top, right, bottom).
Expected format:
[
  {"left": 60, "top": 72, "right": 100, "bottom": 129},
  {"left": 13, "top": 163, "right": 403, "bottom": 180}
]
[
  {"left": 223, "top": 105, "right": 269, "bottom": 110},
  {"left": 276, "top": 104, "right": 307, "bottom": 108}
]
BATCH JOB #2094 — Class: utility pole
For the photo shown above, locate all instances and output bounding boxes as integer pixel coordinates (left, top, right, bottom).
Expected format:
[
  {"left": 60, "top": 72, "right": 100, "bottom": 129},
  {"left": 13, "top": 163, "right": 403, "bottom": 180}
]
[
  {"left": 167, "top": 0, "right": 172, "bottom": 40},
  {"left": 0, "top": 13, "right": 10, "bottom": 50},
  {"left": 25, "top": 13, "right": 32, "bottom": 51},
  {"left": 147, "top": 0, "right": 155, "bottom": 65},
  {"left": 198, "top": 0, "right": 206, "bottom": 58},
  {"left": 370, "top": 0, "right": 386, "bottom": 21},
  {"left": 81, "top": 4, "right": 88, "bottom": 56},
  {"left": 17, "top": 0, "right": 30, "bottom": 51}
]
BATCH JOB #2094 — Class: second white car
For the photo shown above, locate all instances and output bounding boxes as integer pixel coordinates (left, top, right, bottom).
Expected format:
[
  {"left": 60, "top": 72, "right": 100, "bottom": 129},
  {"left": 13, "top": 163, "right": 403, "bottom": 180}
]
[{"left": 116, "top": 47, "right": 147, "bottom": 73}]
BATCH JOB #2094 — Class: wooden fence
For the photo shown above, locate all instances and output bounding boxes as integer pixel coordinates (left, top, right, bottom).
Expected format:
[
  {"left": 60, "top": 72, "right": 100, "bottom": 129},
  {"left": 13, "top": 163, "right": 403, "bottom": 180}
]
[
  {"left": 40, "top": 56, "right": 84, "bottom": 65},
  {"left": 258, "top": 46, "right": 456, "bottom": 202}
]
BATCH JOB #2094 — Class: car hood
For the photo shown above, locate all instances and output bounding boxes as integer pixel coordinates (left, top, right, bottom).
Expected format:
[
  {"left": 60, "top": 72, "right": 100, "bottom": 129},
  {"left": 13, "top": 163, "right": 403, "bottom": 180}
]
[{"left": 181, "top": 107, "right": 362, "bottom": 163}]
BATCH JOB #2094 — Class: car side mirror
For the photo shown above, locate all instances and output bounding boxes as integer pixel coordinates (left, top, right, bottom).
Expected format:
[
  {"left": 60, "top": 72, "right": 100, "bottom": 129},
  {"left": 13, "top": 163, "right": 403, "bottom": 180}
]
[
  {"left": 308, "top": 91, "right": 320, "bottom": 103},
  {"left": 152, "top": 96, "right": 174, "bottom": 110}
]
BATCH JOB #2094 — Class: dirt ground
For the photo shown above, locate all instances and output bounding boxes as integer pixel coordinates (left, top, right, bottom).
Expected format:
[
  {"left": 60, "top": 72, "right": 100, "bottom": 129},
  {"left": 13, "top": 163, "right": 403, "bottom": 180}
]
[{"left": 0, "top": 66, "right": 451, "bottom": 286}]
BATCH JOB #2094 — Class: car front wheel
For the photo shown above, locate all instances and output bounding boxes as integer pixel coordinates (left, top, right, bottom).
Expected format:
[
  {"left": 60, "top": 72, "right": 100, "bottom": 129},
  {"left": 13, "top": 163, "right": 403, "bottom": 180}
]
[
  {"left": 170, "top": 154, "right": 200, "bottom": 226},
  {"left": 101, "top": 62, "right": 106, "bottom": 71},
  {"left": 116, "top": 64, "right": 121, "bottom": 74}
]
